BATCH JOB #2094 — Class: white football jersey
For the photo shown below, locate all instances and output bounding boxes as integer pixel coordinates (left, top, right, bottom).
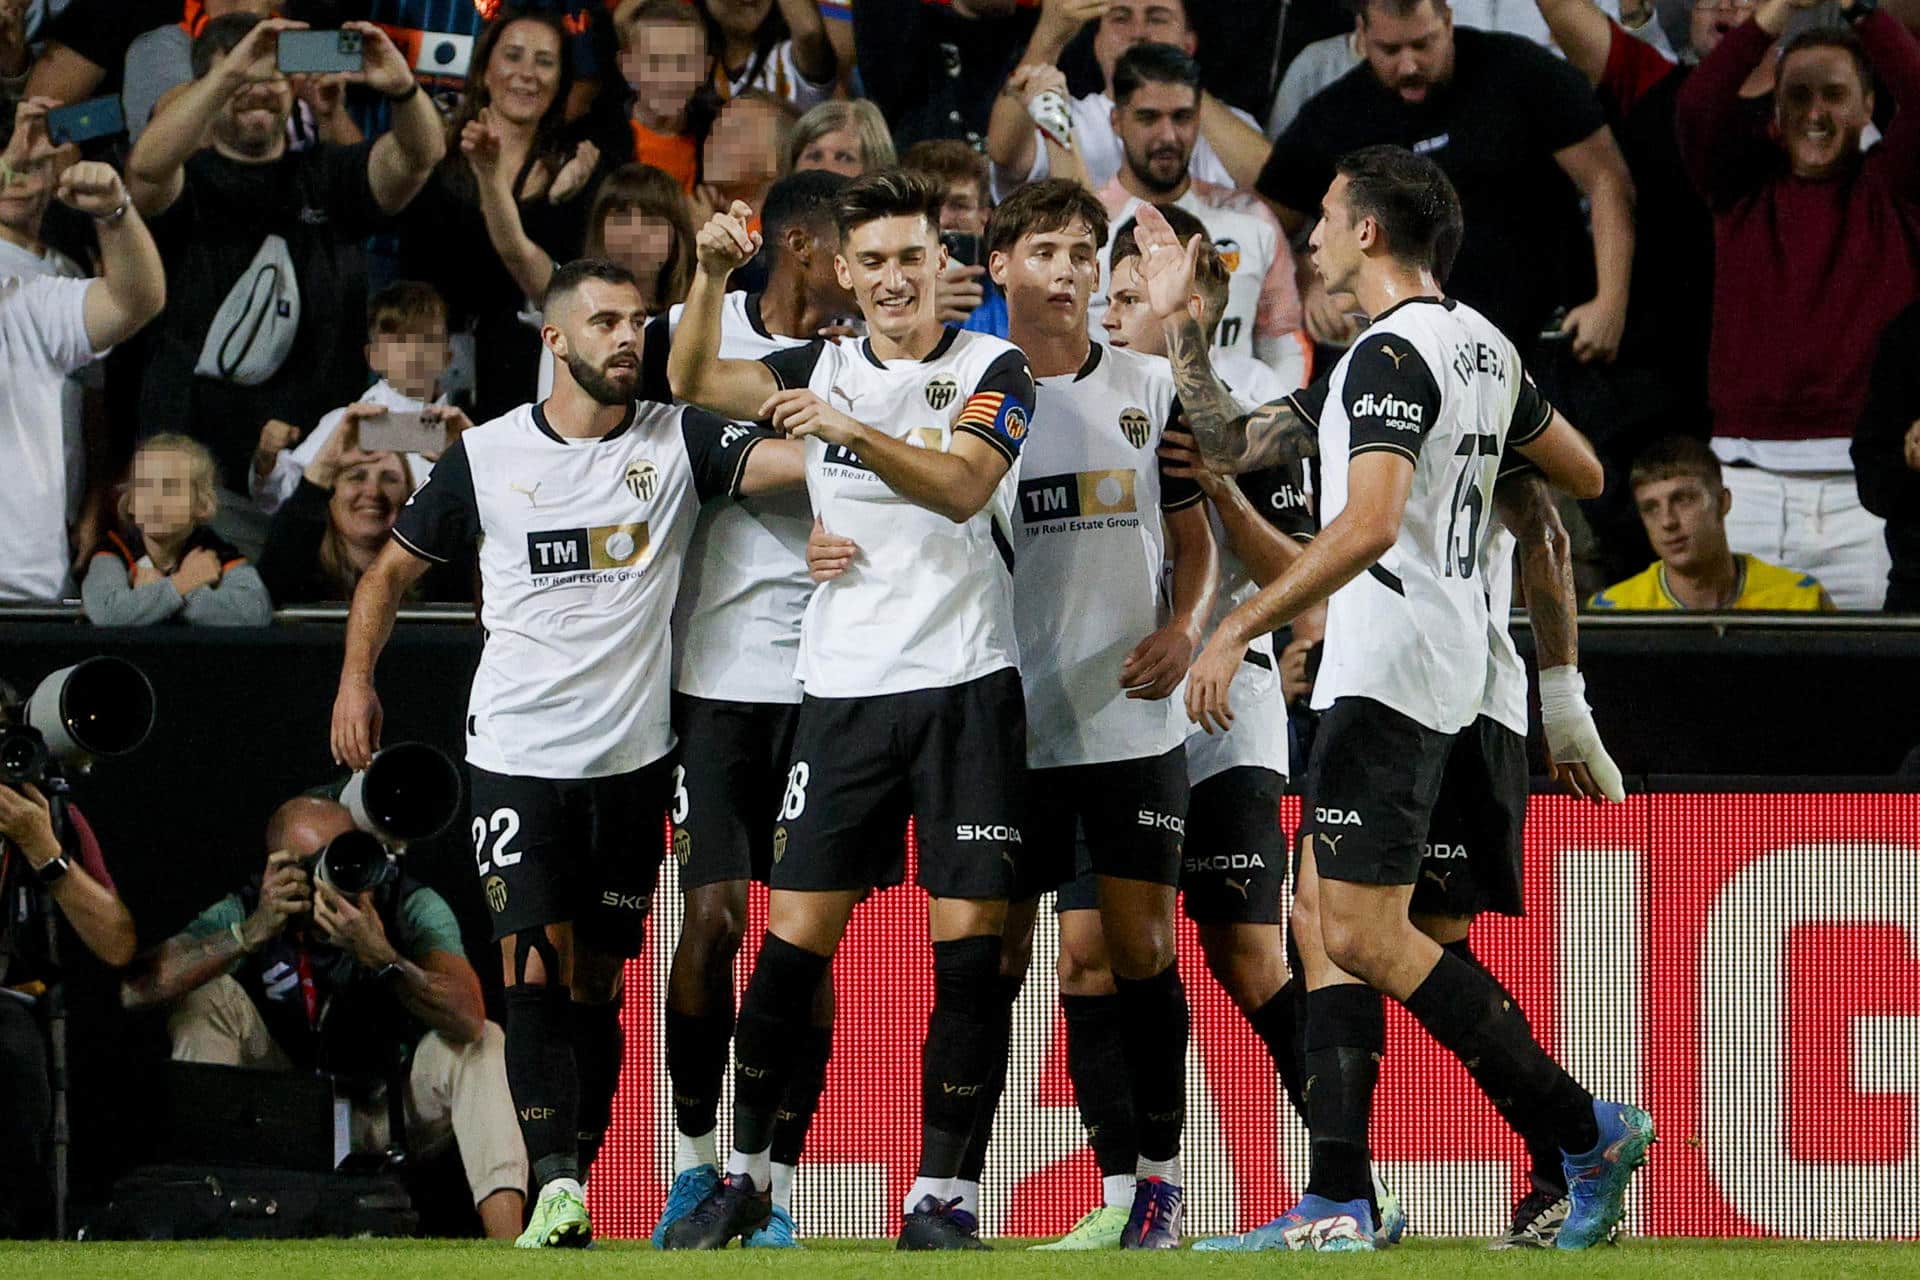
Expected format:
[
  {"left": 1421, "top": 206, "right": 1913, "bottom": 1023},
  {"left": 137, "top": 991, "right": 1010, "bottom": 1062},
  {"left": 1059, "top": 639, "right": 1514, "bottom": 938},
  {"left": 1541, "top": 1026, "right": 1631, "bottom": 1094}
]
[
  {"left": 392, "top": 400, "right": 771, "bottom": 778},
  {"left": 641, "top": 292, "right": 814, "bottom": 706},
  {"left": 1477, "top": 454, "right": 1544, "bottom": 736},
  {"left": 1014, "top": 343, "right": 1200, "bottom": 769},
  {"left": 1094, "top": 180, "right": 1301, "bottom": 368},
  {"left": 763, "top": 329, "right": 1036, "bottom": 698},
  {"left": 1304, "top": 296, "right": 1550, "bottom": 734}
]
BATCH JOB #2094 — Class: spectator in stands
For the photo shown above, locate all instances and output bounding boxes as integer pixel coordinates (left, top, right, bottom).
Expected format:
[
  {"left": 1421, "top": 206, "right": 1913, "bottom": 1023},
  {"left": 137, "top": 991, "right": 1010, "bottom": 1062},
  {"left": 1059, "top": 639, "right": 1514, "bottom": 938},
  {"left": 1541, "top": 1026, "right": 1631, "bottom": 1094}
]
[
  {"left": 852, "top": 0, "right": 1039, "bottom": 150},
  {"left": 0, "top": 160, "right": 165, "bottom": 603},
  {"left": 256, "top": 407, "right": 470, "bottom": 605},
  {"left": 1258, "top": 0, "right": 1636, "bottom": 369},
  {"left": 253, "top": 281, "right": 455, "bottom": 517},
  {"left": 125, "top": 15, "right": 442, "bottom": 558},
  {"left": 786, "top": 99, "right": 896, "bottom": 177},
  {"left": 122, "top": 795, "right": 526, "bottom": 1240},
  {"left": 1589, "top": 436, "right": 1834, "bottom": 610},
  {"left": 696, "top": 88, "right": 797, "bottom": 224},
  {"left": 123, "top": 0, "right": 269, "bottom": 142},
  {"left": 618, "top": 0, "right": 712, "bottom": 194},
  {"left": 22, "top": 0, "right": 177, "bottom": 103},
  {"left": 1676, "top": 0, "right": 1920, "bottom": 610},
  {"left": 0, "top": 0, "right": 27, "bottom": 102},
  {"left": 0, "top": 762, "right": 136, "bottom": 1239},
  {"left": 1267, "top": 26, "right": 1363, "bottom": 140},
  {"left": 1855, "top": 298, "right": 1920, "bottom": 612},
  {"left": 1093, "top": 44, "right": 1307, "bottom": 388},
  {"left": 699, "top": 0, "right": 838, "bottom": 111},
  {"left": 401, "top": 11, "right": 622, "bottom": 424},
  {"left": 987, "top": 0, "right": 1272, "bottom": 199},
  {"left": 83, "top": 433, "right": 271, "bottom": 625},
  {"left": 903, "top": 136, "right": 1004, "bottom": 335}
]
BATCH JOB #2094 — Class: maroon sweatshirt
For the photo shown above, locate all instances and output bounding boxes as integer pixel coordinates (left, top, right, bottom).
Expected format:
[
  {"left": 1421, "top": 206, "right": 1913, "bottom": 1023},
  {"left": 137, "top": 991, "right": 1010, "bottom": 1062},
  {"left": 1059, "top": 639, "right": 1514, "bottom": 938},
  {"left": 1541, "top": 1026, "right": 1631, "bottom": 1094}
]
[{"left": 1676, "top": 10, "right": 1920, "bottom": 442}]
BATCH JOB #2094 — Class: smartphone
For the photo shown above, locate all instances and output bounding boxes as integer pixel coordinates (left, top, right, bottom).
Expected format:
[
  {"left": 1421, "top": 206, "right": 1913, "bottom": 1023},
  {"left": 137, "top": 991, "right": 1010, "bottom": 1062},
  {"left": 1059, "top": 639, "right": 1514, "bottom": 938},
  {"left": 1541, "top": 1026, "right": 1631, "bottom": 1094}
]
[
  {"left": 940, "top": 232, "right": 981, "bottom": 269},
  {"left": 359, "top": 411, "right": 446, "bottom": 456},
  {"left": 277, "top": 29, "right": 365, "bottom": 76},
  {"left": 45, "top": 96, "right": 126, "bottom": 146}
]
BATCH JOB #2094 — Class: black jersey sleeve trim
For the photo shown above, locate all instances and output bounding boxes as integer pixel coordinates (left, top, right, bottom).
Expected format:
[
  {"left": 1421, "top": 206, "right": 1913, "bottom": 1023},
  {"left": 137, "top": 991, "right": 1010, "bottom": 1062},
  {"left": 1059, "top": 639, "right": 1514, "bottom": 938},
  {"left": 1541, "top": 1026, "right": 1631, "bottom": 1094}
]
[
  {"left": 389, "top": 528, "right": 448, "bottom": 564},
  {"left": 1160, "top": 487, "right": 1206, "bottom": 512},
  {"left": 1508, "top": 369, "right": 1554, "bottom": 446},
  {"left": 1286, "top": 382, "right": 1327, "bottom": 428},
  {"left": 726, "top": 436, "right": 764, "bottom": 498},
  {"left": 763, "top": 340, "right": 827, "bottom": 391},
  {"left": 956, "top": 421, "right": 1019, "bottom": 465},
  {"left": 1349, "top": 440, "right": 1419, "bottom": 464}
]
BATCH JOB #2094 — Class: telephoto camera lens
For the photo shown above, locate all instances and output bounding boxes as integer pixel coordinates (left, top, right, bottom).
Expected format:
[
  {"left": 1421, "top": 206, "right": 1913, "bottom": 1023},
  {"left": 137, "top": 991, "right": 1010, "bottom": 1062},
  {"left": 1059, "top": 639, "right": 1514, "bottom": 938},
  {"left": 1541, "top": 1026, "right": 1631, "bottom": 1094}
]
[
  {"left": 313, "top": 830, "right": 395, "bottom": 896},
  {"left": 0, "top": 726, "right": 49, "bottom": 788}
]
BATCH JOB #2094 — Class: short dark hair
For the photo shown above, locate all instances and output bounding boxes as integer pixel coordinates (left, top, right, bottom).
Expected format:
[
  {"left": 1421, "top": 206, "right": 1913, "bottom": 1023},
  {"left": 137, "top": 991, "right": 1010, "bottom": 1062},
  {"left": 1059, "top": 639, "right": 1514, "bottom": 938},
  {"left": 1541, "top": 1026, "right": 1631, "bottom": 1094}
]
[
  {"left": 1334, "top": 144, "right": 1463, "bottom": 275},
  {"left": 834, "top": 167, "right": 944, "bottom": 240},
  {"left": 762, "top": 169, "right": 850, "bottom": 254},
  {"left": 1356, "top": 0, "right": 1451, "bottom": 22},
  {"left": 985, "top": 177, "right": 1108, "bottom": 257},
  {"left": 368, "top": 281, "right": 448, "bottom": 337},
  {"left": 192, "top": 11, "right": 262, "bottom": 80},
  {"left": 546, "top": 258, "right": 642, "bottom": 311},
  {"left": 1630, "top": 436, "right": 1722, "bottom": 494},
  {"left": 902, "top": 138, "right": 992, "bottom": 212},
  {"left": 1112, "top": 42, "right": 1204, "bottom": 105},
  {"left": 1780, "top": 26, "right": 1873, "bottom": 95},
  {"left": 1111, "top": 205, "right": 1229, "bottom": 330}
]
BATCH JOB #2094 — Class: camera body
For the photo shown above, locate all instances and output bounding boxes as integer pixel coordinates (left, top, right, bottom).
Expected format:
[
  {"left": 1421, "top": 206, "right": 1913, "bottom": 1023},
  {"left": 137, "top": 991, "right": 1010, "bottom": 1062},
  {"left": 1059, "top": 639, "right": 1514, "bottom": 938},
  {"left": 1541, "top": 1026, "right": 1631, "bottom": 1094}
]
[{"left": 302, "top": 829, "right": 398, "bottom": 898}]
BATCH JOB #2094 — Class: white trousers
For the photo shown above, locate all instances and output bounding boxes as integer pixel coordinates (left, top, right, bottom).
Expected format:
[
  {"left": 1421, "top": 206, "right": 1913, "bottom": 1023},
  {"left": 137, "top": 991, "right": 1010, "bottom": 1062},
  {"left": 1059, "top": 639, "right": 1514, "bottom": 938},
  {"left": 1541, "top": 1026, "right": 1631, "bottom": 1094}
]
[{"left": 1719, "top": 467, "right": 1892, "bottom": 610}]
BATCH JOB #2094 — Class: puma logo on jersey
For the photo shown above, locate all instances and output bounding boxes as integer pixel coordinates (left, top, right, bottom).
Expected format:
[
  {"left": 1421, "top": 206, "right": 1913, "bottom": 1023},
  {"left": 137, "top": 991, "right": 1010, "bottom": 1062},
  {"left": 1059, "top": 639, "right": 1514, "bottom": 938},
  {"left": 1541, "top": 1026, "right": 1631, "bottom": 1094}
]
[
  {"left": 1350, "top": 393, "right": 1424, "bottom": 426},
  {"left": 1314, "top": 807, "right": 1364, "bottom": 826},
  {"left": 1378, "top": 343, "right": 1408, "bottom": 369},
  {"left": 509, "top": 480, "right": 542, "bottom": 506},
  {"left": 956, "top": 824, "right": 1022, "bottom": 843},
  {"left": 1137, "top": 810, "right": 1185, "bottom": 834},
  {"left": 1226, "top": 878, "right": 1250, "bottom": 899}
]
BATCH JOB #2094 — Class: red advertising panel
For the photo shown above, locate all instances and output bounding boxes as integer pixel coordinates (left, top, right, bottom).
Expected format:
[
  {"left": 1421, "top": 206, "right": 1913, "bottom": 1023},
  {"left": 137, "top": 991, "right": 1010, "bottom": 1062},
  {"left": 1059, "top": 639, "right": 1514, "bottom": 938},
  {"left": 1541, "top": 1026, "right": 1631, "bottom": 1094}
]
[{"left": 585, "top": 792, "right": 1920, "bottom": 1239}]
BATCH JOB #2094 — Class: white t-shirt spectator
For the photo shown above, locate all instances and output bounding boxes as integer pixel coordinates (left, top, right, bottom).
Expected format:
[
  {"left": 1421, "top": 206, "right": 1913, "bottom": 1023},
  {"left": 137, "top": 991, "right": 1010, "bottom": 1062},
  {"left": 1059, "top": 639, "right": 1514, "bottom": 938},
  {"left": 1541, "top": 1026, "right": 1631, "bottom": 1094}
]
[
  {"left": 994, "top": 91, "right": 1254, "bottom": 201},
  {"left": 0, "top": 273, "right": 99, "bottom": 601},
  {"left": 720, "top": 39, "right": 834, "bottom": 112},
  {"left": 251, "top": 378, "right": 443, "bottom": 515}
]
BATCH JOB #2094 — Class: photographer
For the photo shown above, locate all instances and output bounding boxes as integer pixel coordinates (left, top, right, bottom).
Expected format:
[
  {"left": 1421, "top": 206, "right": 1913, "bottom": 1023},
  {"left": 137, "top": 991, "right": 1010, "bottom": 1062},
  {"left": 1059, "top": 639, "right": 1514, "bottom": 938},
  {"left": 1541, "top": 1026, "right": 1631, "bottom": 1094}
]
[
  {"left": 122, "top": 797, "right": 526, "bottom": 1239},
  {"left": 0, "top": 760, "right": 137, "bottom": 1238}
]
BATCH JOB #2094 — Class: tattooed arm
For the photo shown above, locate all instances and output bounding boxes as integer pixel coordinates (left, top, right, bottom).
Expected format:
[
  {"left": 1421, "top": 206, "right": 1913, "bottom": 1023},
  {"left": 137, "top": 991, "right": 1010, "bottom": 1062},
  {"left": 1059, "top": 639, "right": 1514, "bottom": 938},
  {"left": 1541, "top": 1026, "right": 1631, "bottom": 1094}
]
[
  {"left": 1164, "top": 312, "right": 1320, "bottom": 474},
  {"left": 1496, "top": 469, "right": 1577, "bottom": 669}
]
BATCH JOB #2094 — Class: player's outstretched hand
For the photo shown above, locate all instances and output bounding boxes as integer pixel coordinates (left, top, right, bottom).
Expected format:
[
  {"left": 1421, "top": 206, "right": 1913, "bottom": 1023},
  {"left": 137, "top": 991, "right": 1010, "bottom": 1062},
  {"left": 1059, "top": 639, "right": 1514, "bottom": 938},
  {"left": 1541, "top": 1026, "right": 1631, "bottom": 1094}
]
[
  {"left": 761, "top": 388, "right": 860, "bottom": 446},
  {"left": 696, "top": 200, "right": 762, "bottom": 277},
  {"left": 1131, "top": 203, "right": 1204, "bottom": 321},
  {"left": 1538, "top": 666, "right": 1625, "bottom": 803},
  {"left": 1184, "top": 633, "right": 1243, "bottom": 733},
  {"left": 806, "top": 516, "right": 859, "bottom": 582},
  {"left": 1158, "top": 425, "right": 1227, "bottom": 495},
  {"left": 331, "top": 677, "right": 382, "bottom": 770}
]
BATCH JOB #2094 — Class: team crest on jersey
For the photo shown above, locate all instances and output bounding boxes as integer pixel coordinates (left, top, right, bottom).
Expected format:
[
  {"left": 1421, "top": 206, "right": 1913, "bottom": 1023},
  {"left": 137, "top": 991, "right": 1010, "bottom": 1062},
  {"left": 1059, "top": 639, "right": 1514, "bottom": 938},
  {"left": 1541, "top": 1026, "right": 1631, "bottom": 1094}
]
[
  {"left": 673, "top": 827, "right": 691, "bottom": 867},
  {"left": 1004, "top": 406, "right": 1028, "bottom": 441},
  {"left": 1118, "top": 407, "right": 1150, "bottom": 448},
  {"left": 925, "top": 375, "right": 959, "bottom": 411},
  {"left": 624, "top": 461, "right": 658, "bottom": 502},
  {"left": 484, "top": 875, "right": 508, "bottom": 913},
  {"left": 1214, "top": 238, "right": 1242, "bottom": 273},
  {"left": 772, "top": 825, "right": 788, "bottom": 863}
]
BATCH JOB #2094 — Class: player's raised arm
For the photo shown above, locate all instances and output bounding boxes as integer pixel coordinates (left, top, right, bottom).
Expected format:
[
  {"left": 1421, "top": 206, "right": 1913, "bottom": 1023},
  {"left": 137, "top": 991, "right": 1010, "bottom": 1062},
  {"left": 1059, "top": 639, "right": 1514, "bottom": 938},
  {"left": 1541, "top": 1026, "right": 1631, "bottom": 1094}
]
[
  {"left": 1508, "top": 369, "right": 1604, "bottom": 499},
  {"left": 1134, "top": 204, "right": 1317, "bottom": 474},
  {"left": 668, "top": 202, "right": 783, "bottom": 418}
]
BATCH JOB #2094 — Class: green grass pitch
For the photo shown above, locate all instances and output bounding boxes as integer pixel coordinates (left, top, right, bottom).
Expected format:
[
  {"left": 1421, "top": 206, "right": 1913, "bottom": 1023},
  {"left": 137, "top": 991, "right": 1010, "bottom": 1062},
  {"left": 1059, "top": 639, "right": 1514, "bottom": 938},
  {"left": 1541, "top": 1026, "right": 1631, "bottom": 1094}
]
[{"left": 7, "top": 1239, "right": 1920, "bottom": 1278}]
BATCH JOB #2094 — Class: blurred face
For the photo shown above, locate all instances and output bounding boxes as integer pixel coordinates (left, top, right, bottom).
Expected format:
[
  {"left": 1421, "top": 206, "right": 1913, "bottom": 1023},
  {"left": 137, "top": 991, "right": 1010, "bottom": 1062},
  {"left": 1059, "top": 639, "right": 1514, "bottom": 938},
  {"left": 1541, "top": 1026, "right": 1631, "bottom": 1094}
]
[
  {"left": 1776, "top": 47, "right": 1871, "bottom": 179},
  {"left": 1114, "top": 82, "right": 1200, "bottom": 195},
  {"left": 796, "top": 127, "right": 866, "bottom": 178},
  {"left": 1307, "top": 173, "right": 1366, "bottom": 295},
  {"left": 365, "top": 319, "right": 451, "bottom": 401},
  {"left": 1635, "top": 473, "right": 1731, "bottom": 574},
  {"left": 990, "top": 219, "right": 1100, "bottom": 339},
  {"left": 600, "top": 210, "right": 677, "bottom": 302},
  {"left": 0, "top": 152, "right": 56, "bottom": 237},
  {"left": 793, "top": 224, "right": 857, "bottom": 313},
  {"left": 485, "top": 19, "right": 563, "bottom": 128},
  {"left": 623, "top": 19, "right": 707, "bottom": 119},
  {"left": 548, "top": 278, "right": 648, "bottom": 405},
  {"left": 1359, "top": 0, "right": 1454, "bottom": 105},
  {"left": 703, "top": 97, "right": 783, "bottom": 190},
  {"left": 938, "top": 180, "right": 990, "bottom": 236},
  {"left": 1102, "top": 254, "right": 1168, "bottom": 354},
  {"left": 1689, "top": 0, "right": 1756, "bottom": 59},
  {"left": 1094, "top": 1, "right": 1194, "bottom": 87},
  {"left": 707, "top": 0, "right": 774, "bottom": 41},
  {"left": 129, "top": 449, "right": 204, "bottom": 544},
  {"left": 331, "top": 453, "right": 411, "bottom": 547},
  {"left": 836, "top": 214, "right": 943, "bottom": 343},
  {"left": 213, "top": 46, "right": 293, "bottom": 156}
]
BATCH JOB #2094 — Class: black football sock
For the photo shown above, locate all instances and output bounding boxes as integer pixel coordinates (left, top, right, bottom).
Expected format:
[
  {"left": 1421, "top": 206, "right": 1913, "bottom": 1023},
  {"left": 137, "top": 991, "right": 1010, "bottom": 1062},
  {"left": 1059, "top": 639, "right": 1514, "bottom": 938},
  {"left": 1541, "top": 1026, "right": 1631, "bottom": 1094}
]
[
  {"left": 1249, "top": 980, "right": 1307, "bottom": 1123},
  {"left": 1112, "top": 962, "right": 1189, "bottom": 1166},
  {"left": 572, "top": 995, "right": 624, "bottom": 1177},
  {"left": 770, "top": 1023, "right": 833, "bottom": 1168},
  {"left": 1442, "top": 939, "right": 1567, "bottom": 1195},
  {"left": 1403, "top": 949, "right": 1599, "bottom": 1155},
  {"left": 665, "top": 1005, "right": 734, "bottom": 1144},
  {"left": 731, "top": 936, "right": 831, "bottom": 1160},
  {"left": 958, "top": 973, "right": 1021, "bottom": 1184},
  {"left": 1301, "top": 984, "right": 1383, "bottom": 1212},
  {"left": 505, "top": 982, "right": 580, "bottom": 1188},
  {"left": 1061, "top": 992, "right": 1138, "bottom": 1179},
  {"left": 919, "top": 936, "right": 1000, "bottom": 1181}
]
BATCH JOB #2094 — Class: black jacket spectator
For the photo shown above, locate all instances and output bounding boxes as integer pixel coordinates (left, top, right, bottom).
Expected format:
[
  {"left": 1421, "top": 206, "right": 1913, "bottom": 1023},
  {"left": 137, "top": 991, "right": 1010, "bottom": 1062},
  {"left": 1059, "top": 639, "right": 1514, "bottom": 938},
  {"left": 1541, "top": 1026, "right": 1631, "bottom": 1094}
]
[
  {"left": 1855, "top": 300, "right": 1920, "bottom": 612},
  {"left": 257, "top": 476, "right": 469, "bottom": 606},
  {"left": 853, "top": 0, "right": 1037, "bottom": 149}
]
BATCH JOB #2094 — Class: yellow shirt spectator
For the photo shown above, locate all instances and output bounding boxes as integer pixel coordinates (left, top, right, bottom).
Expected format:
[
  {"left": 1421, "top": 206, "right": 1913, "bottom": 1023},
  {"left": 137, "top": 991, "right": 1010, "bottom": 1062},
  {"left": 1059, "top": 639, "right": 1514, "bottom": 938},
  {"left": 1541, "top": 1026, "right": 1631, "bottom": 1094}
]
[{"left": 1589, "top": 555, "right": 1835, "bottom": 611}]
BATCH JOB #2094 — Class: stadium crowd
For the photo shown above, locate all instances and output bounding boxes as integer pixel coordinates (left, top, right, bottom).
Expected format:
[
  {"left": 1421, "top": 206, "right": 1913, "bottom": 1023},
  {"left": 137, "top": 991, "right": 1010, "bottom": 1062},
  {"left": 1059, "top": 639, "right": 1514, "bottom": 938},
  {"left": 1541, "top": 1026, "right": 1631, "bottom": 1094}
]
[{"left": 0, "top": 0, "right": 1913, "bottom": 1253}]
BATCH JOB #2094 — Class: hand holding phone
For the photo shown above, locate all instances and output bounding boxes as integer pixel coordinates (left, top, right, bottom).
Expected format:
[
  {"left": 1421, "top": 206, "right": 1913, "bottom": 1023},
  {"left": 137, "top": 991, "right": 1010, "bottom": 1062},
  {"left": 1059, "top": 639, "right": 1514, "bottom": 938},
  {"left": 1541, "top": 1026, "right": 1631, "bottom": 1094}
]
[
  {"left": 45, "top": 96, "right": 126, "bottom": 147},
  {"left": 277, "top": 29, "right": 365, "bottom": 76},
  {"left": 358, "top": 410, "right": 446, "bottom": 457}
]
